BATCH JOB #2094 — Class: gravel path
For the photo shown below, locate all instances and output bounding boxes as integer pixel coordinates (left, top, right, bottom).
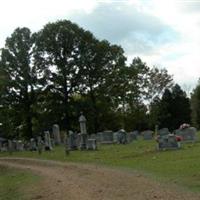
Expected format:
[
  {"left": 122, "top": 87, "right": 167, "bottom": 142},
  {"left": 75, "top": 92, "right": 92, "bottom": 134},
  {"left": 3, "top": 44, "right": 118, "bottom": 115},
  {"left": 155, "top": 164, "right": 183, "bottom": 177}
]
[{"left": 0, "top": 157, "right": 199, "bottom": 200}]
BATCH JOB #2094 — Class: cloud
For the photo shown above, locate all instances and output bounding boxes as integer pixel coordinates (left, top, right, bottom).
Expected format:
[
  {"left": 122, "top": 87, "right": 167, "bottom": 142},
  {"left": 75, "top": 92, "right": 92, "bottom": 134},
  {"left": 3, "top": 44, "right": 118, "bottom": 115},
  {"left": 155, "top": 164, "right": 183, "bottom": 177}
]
[{"left": 69, "top": 2, "right": 178, "bottom": 55}]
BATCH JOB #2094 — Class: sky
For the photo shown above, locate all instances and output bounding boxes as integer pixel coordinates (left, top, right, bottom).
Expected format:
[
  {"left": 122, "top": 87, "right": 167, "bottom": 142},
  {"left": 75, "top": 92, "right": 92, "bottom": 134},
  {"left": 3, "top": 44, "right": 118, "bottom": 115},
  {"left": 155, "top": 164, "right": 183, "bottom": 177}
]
[{"left": 0, "top": 0, "right": 200, "bottom": 92}]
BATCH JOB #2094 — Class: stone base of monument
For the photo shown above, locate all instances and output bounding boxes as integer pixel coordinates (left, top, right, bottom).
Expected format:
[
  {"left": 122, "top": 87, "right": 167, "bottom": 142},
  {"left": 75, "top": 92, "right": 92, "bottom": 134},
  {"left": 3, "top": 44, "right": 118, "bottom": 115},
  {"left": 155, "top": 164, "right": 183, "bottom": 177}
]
[
  {"left": 79, "top": 133, "right": 87, "bottom": 150},
  {"left": 87, "top": 139, "right": 97, "bottom": 150}
]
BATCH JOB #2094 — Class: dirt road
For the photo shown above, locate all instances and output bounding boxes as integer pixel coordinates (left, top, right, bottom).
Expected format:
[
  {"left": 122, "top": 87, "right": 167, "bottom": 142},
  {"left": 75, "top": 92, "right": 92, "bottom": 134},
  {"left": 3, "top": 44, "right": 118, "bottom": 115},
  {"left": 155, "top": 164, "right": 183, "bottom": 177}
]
[{"left": 0, "top": 157, "right": 199, "bottom": 200}]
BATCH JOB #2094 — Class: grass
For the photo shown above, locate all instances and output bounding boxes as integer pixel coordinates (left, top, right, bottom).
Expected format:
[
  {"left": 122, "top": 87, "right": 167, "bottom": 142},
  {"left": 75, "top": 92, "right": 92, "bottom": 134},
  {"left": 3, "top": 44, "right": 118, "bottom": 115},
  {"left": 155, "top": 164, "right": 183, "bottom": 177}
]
[
  {"left": 1, "top": 134, "right": 200, "bottom": 192},
  {"left": 0, "top": 166, "right": 40, "bottom": 200}
]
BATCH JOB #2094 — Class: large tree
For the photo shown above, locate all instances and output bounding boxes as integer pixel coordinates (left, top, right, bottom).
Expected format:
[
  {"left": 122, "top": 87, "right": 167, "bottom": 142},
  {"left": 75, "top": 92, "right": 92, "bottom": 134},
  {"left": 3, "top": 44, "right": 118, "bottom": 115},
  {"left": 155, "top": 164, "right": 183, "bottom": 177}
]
[
  {"left": 0, "top": 27, "right": 40, "bottom": 138},
  {"left": 79, "top": 32, "right": 126, "bottom": 132},
  {"left": 34, "top": 20, "right": 87, "bottom": 130},
  {"left": 150, "top": 84, "right": 191, "bottom": 130}
]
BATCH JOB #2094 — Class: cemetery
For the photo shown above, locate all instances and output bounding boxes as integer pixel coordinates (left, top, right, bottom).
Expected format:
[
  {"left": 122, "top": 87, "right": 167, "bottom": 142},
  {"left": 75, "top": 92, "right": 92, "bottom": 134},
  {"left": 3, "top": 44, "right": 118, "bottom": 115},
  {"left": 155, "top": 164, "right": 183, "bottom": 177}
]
[
  {"left": 1, "top": 113, "right": 200, "bottom": 199},
  {"left": 1, "top": 4, "right": 200, "bottom": 199}
]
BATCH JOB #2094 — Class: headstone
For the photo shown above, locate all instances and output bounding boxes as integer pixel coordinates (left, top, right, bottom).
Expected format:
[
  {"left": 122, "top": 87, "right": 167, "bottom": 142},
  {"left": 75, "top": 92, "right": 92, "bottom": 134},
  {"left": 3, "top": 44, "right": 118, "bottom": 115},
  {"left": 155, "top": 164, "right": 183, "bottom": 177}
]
[
  {"left": 158, "top": 128, "right": 170, "bottom": 137},
  {"left": 44, "top": 131, "right": 52, "bottom": 150},
  {"left": 175, "top": 127, "right": 197, "bottom": 142},
  {"left": 52, "top": 124, "right": 61, "bottom": 145},
  {"left": 79, "top": 113, "right": 87, "bottom": 150},
  {"left": 68, "top": 130, "right": 78, "bottom": 150},
  {"left": 117, "top": 129, "right": 128, "bottom": 144},
  {"left": 128, "top": 131, "right": 138, "bottom": 142},
  {"left": 37, "top": 136, "right": 43, "bottom": 155},
  {"left": 98, "top": 131, "right": 114, "bottom": 144},
  {"left": 30, "top": 138, "right": 37, "bottom": 151},
  {"left": 142, "top": 130, "right": 153, "bottom": 140},
  {"left": 87, "top": 139, "right": 97, "bottom": 150},
  {"left": 157, "top": 134, "right": 180, "bottom": 150},
  {"left": 16, "top": 140, "right": 24, "bottom": 151}
]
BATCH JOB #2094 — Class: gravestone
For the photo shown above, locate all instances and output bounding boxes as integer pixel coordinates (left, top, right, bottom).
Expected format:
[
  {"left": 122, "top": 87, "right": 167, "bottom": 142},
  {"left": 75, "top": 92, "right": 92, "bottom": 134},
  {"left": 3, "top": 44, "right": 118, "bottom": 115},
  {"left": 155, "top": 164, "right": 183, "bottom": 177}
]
[
  {"left": 30, "top": 138, "right": 37, "bottom": 151},
  {"left": 44, "top": 131, "right": 52, "bottom": 150},
  {"left": 68, "top": 130, "right": 78, "bottom": 150},
  {"left": 52, "top": 124, "right": 61, "bottom": 145},
  {"left": 16, "top": 140, "right": 24, "bottom": 151},
  {"left": 87, "top": 139, "right": 97, "bottom": 150},
  {"left": 157, "top": 134, "right": 180, "bottom": 150},
  {"left": 98, "top": 131, "right": 114, "bottom": 144},
  {"left": 128, "top": 131, "right": 138, "bottom": 142},
  {"left": 79, "top": 113, "right": 87, "bottom": 150},
  {"left": 158, "top": 128, "right": 170, "bottom": 137},
  {"left": 117, "top": 129, "right": 128, "bottom": 144},
  {"left": 142, "top": 130, "right": 153, "bottom": 140},
  {"left": 175, "top": 127, "right": 197, "bottom": 142},
  {"left": 37, "top": 136, "right": 43, "bottom": 155}
]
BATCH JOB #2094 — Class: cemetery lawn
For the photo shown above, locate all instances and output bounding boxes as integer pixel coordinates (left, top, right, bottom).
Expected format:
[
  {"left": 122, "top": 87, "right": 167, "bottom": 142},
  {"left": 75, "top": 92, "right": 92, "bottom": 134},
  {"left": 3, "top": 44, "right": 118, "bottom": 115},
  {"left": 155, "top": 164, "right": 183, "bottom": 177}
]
[
  {"left": 1, "top": 134, "right": 200, "bottom": 192},
  {"left": 0, "top": 166, "right": 40, "bottom": 200}
]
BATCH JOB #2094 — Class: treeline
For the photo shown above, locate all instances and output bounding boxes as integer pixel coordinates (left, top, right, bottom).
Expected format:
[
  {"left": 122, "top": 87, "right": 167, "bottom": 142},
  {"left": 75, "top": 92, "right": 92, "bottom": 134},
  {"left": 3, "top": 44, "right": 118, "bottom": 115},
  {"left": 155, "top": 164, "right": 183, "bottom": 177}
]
[{"left": 0, "top": 20, "right": 197, "bottom": 139}]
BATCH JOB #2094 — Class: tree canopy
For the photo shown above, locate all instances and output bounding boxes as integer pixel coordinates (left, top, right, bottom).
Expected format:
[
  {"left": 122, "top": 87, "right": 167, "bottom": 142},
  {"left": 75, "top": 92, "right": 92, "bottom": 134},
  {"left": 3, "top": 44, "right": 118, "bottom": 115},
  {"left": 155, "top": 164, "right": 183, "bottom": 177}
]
[{"left": 1, "top": 20, "right": 193, "bottom": 139}]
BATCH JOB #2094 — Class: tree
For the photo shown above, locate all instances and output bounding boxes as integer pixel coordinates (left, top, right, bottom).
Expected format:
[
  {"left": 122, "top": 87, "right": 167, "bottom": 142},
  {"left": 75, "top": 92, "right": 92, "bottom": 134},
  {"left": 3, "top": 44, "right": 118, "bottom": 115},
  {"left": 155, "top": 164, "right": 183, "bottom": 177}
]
[
  {"left": 79, "top": 34, "right": 126, "bottom": 132},
  {"left": 151, "top": 84, "right": 191, "bottom": 130},
  {"left": 147, "top": 67, "right": 173, "bottom": 103},
  {"left": 191, "top": 80, "right": 200, "bottom": 129},
  {"left": 0, "top": 27, "right": 40, "bottom": 138},
  {"left": 34, "top": 20, "right": 87, "bottom": 130}
]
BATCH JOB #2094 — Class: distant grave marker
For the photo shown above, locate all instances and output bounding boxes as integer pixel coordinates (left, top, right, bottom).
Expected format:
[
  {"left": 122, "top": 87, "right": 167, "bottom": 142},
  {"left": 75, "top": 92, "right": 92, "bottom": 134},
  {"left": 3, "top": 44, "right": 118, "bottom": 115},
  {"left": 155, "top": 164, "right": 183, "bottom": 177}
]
[
  {"left": 158, "top": 128, "right": 170, "bottom": 137},
  {"left": 87, "top": 139, "right": 97, "bottom": 150},
  {"left": 98, "top": 131, "right": 114, "bottom": 144},
  {"left": 142, "top": 130, "right": 153, "bottom": 140}
]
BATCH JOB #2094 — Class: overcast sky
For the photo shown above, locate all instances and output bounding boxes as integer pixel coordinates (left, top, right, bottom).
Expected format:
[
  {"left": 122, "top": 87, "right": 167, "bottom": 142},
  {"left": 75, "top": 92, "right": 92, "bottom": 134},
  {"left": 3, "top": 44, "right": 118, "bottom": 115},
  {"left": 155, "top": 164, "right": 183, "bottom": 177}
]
[{"left": 1, "top": 0, "right": 200, "bottom": 91}]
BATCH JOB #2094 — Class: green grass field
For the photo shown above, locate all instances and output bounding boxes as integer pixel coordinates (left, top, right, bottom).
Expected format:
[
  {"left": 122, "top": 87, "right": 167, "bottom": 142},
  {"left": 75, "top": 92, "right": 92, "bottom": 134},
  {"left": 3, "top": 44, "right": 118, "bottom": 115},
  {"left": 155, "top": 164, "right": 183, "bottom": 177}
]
[
  {"left": 0, "top": 166, "right": 40, "bottom": 200},
  {"left": 1, "top": 134, "right": 200, "bottom": 192}
]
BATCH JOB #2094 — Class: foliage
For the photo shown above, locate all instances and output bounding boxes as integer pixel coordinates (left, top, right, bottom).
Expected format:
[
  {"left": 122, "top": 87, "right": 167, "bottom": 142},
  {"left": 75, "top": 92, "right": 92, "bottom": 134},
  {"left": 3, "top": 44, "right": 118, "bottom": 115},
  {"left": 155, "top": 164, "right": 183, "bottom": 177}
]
[
  {"left": 191, "top": 80, "right": 200, "bottom": 129},
  {"left": 0, "top": 27, "right": 41, "bottom": 138},
  {"left": 149, "top": 84, "right": 191, "bottom": 130},
  {"left": 0, "top": 20, "right": 178, "bottom": 138}
]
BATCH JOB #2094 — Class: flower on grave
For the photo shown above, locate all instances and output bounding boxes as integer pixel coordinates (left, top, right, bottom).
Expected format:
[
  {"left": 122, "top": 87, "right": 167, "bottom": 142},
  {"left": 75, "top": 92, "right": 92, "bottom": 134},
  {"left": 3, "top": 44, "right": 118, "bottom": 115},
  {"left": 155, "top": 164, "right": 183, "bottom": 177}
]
[
  {"left": 175, "top": 135, "right": 183, "bottom": 142},
  {"left": 179, "top": 123, "right": 190, "bottom": 130}
]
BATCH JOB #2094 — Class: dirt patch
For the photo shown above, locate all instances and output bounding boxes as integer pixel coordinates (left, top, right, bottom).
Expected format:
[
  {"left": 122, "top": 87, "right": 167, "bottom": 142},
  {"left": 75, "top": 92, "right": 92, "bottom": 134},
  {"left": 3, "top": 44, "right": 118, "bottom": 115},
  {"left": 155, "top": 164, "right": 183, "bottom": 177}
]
[{"left": 0, "top": 157, "right": 199, "bottom": 200}]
